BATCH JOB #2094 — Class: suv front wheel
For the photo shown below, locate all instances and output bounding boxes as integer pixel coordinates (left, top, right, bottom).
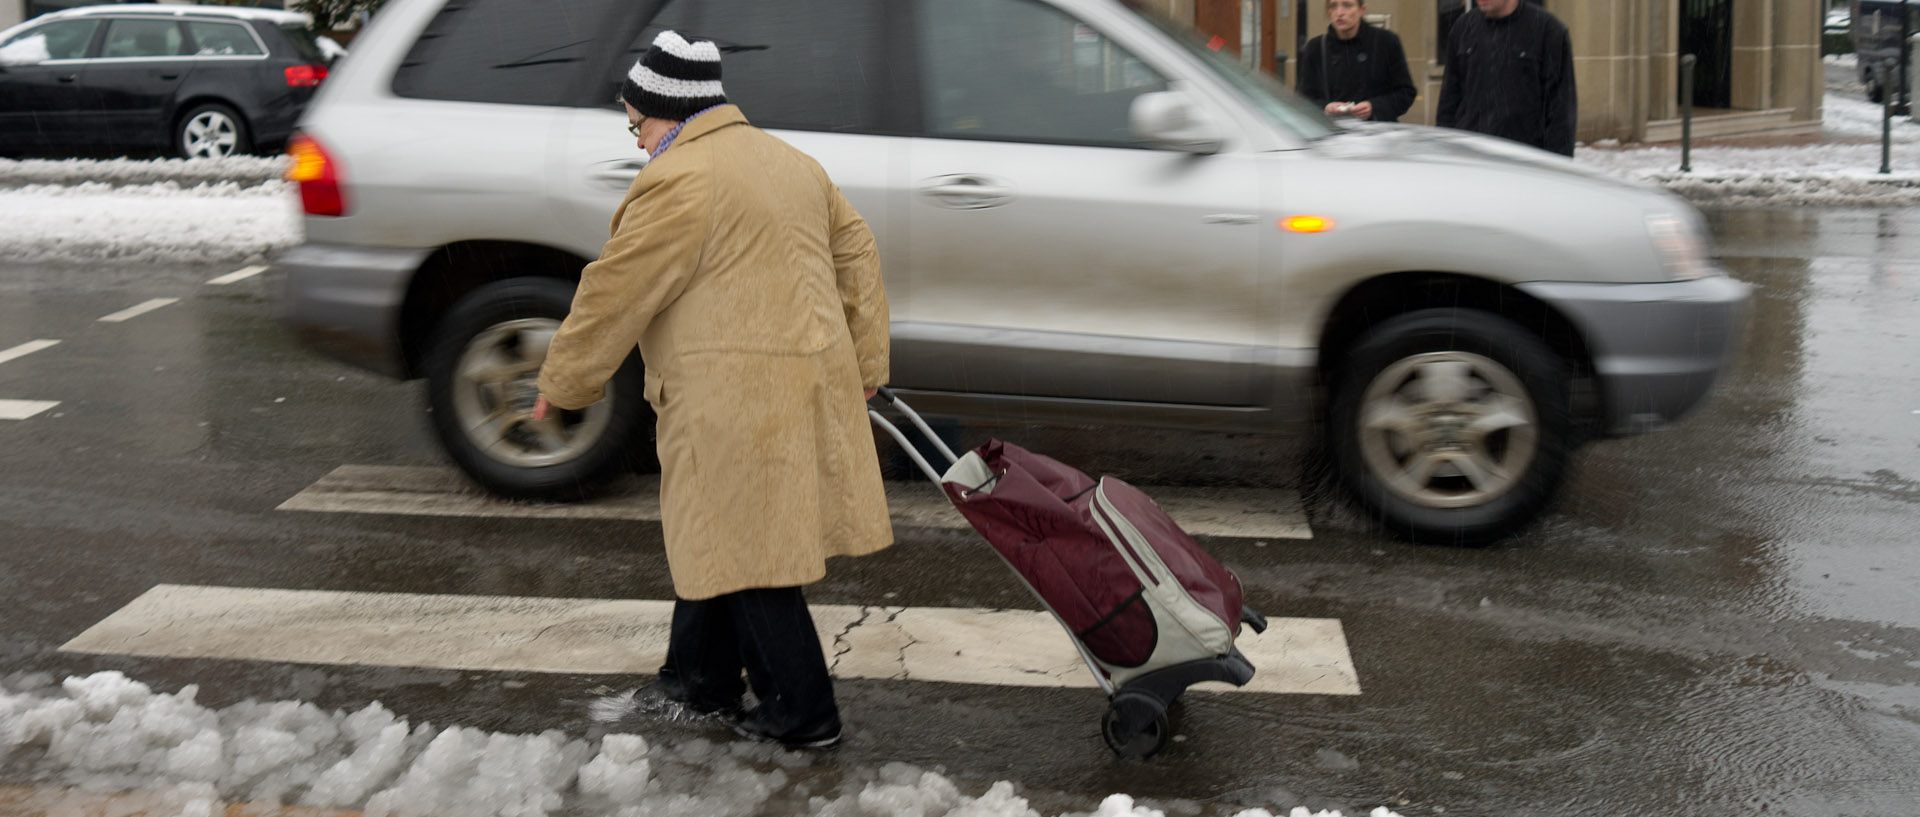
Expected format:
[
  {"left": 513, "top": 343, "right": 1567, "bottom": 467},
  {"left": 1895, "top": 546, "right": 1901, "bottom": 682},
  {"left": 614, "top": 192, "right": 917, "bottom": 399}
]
[
  {"left": 1329, "top": 309, "right": 1573, "bottom": 545},
  {"left": 425, "top": 278, "right": 658, "bottom": 501}
]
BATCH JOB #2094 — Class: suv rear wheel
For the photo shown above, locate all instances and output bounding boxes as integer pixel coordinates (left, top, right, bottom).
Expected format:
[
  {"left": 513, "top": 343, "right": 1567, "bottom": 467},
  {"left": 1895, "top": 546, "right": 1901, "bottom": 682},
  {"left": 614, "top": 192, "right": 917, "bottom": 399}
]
[
  {"left": 1329, "top": 309, "right": 1572, "bottom": 545},
  {"left": 425, "top": 278, "right": 658, "bottom": 500}
]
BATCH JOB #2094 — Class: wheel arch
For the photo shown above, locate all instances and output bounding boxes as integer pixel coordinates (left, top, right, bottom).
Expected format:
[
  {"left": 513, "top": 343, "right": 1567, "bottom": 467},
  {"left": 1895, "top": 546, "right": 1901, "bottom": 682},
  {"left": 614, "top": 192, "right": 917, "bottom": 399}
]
[
  {"left": 1315, "top": 271, "right": 1602, "bottom": 438},
  {"left": 398, "top": 240, "right": 592, "bottom": 379}
]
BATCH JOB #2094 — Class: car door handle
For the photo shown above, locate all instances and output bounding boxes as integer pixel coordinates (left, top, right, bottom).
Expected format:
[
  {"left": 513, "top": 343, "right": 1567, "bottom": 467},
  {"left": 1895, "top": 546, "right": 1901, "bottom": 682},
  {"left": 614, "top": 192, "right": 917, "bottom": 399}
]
[
  {"left": 919, "top": 174, "right": 1012, "bottom": 210},
  {"left": 159, "top": 72, "right": 180, "bottom": 80},
  {"left": 589, "top": 158, "right": 648, "bottom": 191},
  {"left": 57, "top": 74, "right": 78, "bottom": 83}
]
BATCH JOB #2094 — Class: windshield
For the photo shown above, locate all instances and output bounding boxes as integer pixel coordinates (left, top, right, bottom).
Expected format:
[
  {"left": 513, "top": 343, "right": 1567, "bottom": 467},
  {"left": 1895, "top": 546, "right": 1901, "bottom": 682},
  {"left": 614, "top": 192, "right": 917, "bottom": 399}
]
[{"left": 1120, "top": 0, "right": 1338, "bottom": 141}]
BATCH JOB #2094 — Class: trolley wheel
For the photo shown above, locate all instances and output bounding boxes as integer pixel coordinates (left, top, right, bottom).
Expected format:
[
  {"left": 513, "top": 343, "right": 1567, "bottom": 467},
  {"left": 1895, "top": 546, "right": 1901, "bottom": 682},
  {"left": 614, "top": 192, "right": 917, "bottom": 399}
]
[{"left": 1101, "top": 691, "right": 1171, "bottom": 760}]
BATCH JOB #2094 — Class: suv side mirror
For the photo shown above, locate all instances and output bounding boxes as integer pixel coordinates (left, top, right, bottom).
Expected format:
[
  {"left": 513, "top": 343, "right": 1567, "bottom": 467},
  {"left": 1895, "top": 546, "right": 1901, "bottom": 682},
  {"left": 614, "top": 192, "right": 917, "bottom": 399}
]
[{"left": 1129, "top": 88, "right": 1223, "bottom": 155}]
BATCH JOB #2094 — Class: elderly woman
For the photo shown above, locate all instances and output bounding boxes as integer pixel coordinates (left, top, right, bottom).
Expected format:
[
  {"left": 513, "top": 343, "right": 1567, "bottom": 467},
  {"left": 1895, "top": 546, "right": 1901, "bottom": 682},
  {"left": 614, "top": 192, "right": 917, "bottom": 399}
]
[{"left": 534, "top": 30, "right": 892, "bottom": 750}]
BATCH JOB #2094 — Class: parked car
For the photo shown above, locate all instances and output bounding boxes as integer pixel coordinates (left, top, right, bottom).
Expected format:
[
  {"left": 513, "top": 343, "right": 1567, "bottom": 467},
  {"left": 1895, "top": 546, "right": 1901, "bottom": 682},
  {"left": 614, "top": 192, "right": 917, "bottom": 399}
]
[
  {"left": 276, "top": 0, "right": 1749, "bottom": 544},
  {"left": 0, "top": 3, "right": 337, "bottom": 159},
  {"left": 1825, "top": 7, "right": 1854, "bottom": 55}
]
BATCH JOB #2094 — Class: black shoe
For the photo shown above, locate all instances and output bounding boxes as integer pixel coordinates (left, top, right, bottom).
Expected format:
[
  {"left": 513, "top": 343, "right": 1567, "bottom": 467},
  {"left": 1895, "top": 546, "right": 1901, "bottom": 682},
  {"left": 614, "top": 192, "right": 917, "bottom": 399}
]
[
  {"left": 732, "top": 710, "right": 842, "bottom": 749},
  {"left": 632, "top": 678, "right": 743, "bottom": 720}
]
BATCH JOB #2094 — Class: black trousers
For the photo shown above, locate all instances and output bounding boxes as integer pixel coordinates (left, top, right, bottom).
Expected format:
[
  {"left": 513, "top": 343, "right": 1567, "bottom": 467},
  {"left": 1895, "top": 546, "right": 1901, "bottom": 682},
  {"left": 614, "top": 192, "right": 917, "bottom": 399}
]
[{"left": 664, "top": 586, "right": 838, "bottom": 735}]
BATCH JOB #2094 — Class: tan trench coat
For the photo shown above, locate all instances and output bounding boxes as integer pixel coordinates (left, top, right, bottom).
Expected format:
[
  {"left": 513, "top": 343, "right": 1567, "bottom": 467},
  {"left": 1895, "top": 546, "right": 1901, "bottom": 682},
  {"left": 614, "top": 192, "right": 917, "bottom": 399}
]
[{"left": 536, "top": 106, "right": 893, "bottom": 600}]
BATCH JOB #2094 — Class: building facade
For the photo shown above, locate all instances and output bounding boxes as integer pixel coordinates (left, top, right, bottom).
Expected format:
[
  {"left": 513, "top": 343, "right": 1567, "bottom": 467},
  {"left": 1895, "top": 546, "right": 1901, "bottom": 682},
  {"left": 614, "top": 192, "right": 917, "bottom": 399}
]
[{"left": 1159, "top": 0, "right": 1826, "bottom": 143}]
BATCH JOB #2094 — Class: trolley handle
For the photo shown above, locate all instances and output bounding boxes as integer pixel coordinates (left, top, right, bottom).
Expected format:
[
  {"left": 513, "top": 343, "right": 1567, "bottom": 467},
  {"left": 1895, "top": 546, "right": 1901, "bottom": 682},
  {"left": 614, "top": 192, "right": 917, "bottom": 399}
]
[{"left": 867, "top": 388, "right": 961, "bottom": 487}]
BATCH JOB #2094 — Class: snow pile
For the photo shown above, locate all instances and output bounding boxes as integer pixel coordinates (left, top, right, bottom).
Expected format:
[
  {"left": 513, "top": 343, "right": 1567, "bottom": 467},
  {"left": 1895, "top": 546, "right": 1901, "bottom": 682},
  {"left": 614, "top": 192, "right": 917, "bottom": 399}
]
[
  {"left": 0, "top": 178, "right": 299, "bottom": 265},
  {"left": 0, "top": 672, "right": 1405, "bottom": 817},
  {"left": 0, "top": 156, "right": 286, "bottom": 188}
]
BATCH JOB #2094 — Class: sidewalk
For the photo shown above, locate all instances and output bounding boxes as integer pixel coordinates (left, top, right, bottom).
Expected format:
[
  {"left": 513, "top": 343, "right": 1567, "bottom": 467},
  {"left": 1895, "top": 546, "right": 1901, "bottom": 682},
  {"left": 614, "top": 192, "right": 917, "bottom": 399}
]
[{"left": 1573, "top": 55, "right": 1920, "bottom": 207}]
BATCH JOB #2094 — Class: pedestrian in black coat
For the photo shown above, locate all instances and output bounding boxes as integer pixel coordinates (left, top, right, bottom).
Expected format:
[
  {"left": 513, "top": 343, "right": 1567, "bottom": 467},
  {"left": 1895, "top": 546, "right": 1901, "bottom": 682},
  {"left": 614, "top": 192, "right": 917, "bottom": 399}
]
[
  {"left": 1296, "top": 0, "right": 1417, "bottom": 123},
  {"left": 1435, "top": 0, "right": 1577, "bottom": 156}
]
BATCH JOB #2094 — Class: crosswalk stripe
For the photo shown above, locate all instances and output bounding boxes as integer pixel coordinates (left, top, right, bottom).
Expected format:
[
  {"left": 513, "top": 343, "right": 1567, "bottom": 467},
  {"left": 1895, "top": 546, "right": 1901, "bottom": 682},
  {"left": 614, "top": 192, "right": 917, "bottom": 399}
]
[
  {"left": 97, "top": 298, "right": 180, "bottom": 323},
  {"left": 0, "top": 339, "right": 60, "bottom": 367},
  {"left": 59, "top": 585, "right": 1360, "bottom": 696},
  {"left": 277, "top": 464, "right": 1313, "bottom": 541},
  {"left": 0, "top": 399, "right": 59, "bottom": 420},
  {"left": 207, "top": 264, "right": 270, "bottom": 285}
]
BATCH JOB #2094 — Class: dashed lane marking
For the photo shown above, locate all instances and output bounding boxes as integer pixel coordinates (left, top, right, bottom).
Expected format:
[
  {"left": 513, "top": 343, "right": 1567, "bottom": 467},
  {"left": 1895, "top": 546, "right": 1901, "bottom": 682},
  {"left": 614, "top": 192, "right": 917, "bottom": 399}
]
[
  {"left": 96, "top": 297, "right": 180, "bottom": 323},
  {"left": 207, "top": 264, "right": 270, "bottom": 285},
  {"left": 60, "top": 584, "right": 1361, "bottom": 696},
  {"left": 0, "top": 399, "right": 59, "bottom": 420},
  {"left": 277, "top": 464, "right": 1313, "bottom": 541},
  {"left": 0, "top": 339, "right": 60, "bottom": 366}
]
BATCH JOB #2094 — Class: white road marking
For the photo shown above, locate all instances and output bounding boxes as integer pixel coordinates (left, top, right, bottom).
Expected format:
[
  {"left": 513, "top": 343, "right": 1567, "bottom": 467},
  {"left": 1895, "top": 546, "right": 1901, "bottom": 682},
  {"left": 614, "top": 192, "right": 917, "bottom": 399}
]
[
  {"left": 97, "top": 298, "right": 180, "bottom": 323},
  {"left": 61, "top": 584, "right": 1360, "bottom": 696},
  {"left": 277, "top": 464, "right": 1313, "bottom": 540},
  {"left": 207, "top": 265, "right": 269, "bottom": 285},
  {"left": 0, "top": 339, "right": 60, "bottom": 366},
  {"left": 0, "top": 399, "right": 60, "bottom": 420}
]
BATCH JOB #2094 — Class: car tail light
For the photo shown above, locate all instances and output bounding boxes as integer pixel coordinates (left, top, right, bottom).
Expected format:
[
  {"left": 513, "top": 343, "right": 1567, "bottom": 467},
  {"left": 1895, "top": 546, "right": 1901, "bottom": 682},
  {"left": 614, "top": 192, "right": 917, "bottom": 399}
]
[
  {"left": 284, "top": 64, "right": 328, "bottom": 87},
  {"left": 287, "top": 134, "right": 348, "bottom": 217}
]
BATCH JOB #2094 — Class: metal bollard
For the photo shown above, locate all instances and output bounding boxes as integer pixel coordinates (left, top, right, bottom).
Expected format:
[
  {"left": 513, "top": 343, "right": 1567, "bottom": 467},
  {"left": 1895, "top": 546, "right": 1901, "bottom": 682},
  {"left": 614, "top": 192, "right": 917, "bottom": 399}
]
[
  {"left": 1680, "top": 54, "right": 1696, "bottom": 173},
  {"left": 1885, "top": 59, "right": 1897, "bottom": 175}
]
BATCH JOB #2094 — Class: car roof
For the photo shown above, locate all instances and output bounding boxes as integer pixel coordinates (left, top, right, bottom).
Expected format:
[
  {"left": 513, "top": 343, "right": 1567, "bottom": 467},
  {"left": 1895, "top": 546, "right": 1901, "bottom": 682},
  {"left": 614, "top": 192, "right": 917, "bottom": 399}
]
[{"left": 41, "top": 3, "right": 314, "bottom": 27}]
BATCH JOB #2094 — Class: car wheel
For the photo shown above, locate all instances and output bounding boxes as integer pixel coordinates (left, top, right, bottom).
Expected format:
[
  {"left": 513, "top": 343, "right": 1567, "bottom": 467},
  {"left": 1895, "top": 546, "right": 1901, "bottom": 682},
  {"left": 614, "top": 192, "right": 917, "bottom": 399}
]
[
  {"left": 176, "top": 103, "right": 251, "bottom": 159},
  {"left": 425, "top": 278, "right": 658, "bottom": 501},
  {"left": 1329, "top": 309, "right": 1572, "bottom": 545}
]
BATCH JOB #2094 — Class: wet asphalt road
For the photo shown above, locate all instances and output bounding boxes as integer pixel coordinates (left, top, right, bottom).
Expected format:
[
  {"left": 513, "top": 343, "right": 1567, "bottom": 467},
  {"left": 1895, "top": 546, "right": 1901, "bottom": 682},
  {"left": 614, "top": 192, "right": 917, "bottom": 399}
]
[{"left": 2, "top": 206, "right": 1918, "bottom": 817}]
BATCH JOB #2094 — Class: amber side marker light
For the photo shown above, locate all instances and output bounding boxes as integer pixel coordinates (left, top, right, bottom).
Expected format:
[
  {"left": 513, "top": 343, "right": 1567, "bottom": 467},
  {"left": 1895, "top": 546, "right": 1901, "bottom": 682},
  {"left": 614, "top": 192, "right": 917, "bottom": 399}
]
[{"left": 1281, "top": 215, "right": 1334, "bottom": 233}]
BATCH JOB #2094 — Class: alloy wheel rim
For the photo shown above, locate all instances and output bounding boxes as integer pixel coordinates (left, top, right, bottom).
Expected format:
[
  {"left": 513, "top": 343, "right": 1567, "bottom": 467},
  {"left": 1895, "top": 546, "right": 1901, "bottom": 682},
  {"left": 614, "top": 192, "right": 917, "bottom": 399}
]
[
  {"left": 183, "top": 112, "right": 238, "bottom": 158},
  {"left": 1357, "top": 351, "right": 1538, "bottom": 509},
  {"left": 449, "top": 318, "right": 612, "bottom": 468}
]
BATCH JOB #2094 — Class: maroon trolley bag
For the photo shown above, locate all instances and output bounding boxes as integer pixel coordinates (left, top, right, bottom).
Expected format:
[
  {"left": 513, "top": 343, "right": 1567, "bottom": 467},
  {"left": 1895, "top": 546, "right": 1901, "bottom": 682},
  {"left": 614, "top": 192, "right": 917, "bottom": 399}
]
[{"left": 869, "top": 387, "right": 1268, "bottom": 759}]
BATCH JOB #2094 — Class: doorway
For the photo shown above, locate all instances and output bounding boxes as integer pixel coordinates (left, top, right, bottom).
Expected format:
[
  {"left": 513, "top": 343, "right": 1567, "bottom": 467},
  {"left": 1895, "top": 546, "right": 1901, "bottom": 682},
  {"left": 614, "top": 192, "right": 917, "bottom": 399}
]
[
  {"left": 1194, "top": 0, "right": 1279, "bottom": 74},
  {"left": 1679, "top": 0, "right": 1733, "bottom": 108}
]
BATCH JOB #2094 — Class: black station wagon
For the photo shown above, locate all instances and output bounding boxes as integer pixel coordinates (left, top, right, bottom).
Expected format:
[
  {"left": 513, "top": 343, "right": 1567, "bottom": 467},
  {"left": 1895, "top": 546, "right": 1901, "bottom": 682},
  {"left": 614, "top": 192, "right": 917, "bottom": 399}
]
[{"left": 0, "top": 3, "right": 336, "bottom": 159}]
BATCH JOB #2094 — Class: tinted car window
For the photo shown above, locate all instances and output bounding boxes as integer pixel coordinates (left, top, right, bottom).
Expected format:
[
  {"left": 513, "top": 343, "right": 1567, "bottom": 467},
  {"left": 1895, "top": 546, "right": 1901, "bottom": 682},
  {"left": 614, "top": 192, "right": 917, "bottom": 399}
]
[
  {"left": 0, "top": 19, "right": 99, "bottom": 61},
  {"left": 100, "top": 19, "right": 187, "bottom": 59},
  {"left": 916, "top": 0, "right": 1166, "bottom": 145},
  {"left": 276, "top": 23, "right": 328, "bottom": 63},
  {"left": 186, "top": 21, "right": 263, "bottom": 56},
  {"left": 638, "top": 0, "right": 886, "bottom": 132},
  {"left": 393, "top": 0, "right": 623, "bottom": 105}
]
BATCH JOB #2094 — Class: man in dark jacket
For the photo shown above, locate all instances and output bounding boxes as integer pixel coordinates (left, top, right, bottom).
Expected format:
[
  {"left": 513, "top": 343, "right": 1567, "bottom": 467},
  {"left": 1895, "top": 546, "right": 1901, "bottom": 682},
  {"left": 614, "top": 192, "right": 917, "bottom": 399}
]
[
  {"left": 1297, "top": 0, "right": 1417, "bottom": 122},
  {"left": 1435, "top": 0, "right": 1577, "bottom": 156}
]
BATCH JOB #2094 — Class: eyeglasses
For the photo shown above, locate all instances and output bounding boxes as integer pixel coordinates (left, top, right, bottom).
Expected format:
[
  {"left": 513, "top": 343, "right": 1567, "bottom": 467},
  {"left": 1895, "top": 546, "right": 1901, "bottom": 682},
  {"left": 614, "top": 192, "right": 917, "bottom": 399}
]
[{"left": 627, "top": 117, "right": 648, "bottom": 137}]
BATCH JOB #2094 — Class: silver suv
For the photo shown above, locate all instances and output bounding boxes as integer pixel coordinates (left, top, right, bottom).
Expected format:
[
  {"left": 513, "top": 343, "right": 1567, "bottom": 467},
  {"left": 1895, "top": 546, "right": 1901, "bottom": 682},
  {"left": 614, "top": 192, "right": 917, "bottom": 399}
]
[{"left": 277, "top": 0, "right": 1749, "bottom": 543}]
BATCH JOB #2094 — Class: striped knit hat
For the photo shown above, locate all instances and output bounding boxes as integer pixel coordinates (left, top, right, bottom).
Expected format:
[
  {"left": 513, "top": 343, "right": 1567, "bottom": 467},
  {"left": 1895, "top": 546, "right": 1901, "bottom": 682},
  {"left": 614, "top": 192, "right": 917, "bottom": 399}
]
[{"left": 620, "top": 30, "right": 726, "bottom": 122}]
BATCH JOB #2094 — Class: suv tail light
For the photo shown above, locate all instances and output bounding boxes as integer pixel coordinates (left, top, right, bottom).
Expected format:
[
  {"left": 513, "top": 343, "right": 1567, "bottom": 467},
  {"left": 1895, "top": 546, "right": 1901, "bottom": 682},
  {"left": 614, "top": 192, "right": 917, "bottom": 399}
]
[
  {"left": 287, "top": 134, "right": 348, "bottom": 217},
  {"left": 284, "top": 64, "right": 328, "bottom": 87}
]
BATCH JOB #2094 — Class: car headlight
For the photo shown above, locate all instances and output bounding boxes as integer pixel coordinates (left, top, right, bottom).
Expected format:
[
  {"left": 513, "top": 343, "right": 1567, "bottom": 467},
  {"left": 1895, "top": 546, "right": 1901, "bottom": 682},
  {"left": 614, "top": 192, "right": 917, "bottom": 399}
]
[{"left": 1646, "top": 214, "right": 1718, "bottom": 281}]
